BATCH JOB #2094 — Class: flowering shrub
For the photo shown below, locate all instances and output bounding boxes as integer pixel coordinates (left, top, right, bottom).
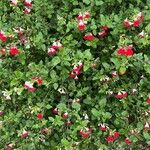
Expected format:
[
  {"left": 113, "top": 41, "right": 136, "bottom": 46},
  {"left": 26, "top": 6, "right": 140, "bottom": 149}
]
[{"left": 0, "top": 0, "right": 150, "bottom": 149}]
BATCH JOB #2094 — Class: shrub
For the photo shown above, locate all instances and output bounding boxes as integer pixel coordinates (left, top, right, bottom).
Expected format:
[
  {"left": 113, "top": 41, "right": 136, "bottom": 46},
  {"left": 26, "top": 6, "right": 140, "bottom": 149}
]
[{"left": 0, "top": 0, "right": 150, "bottom": 149}]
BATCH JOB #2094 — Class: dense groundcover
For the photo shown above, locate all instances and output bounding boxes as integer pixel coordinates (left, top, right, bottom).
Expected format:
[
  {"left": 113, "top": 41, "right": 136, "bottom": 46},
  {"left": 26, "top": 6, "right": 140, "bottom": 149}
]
[{"left": 0, "top": 0, "right": 150, "bottom": 149}]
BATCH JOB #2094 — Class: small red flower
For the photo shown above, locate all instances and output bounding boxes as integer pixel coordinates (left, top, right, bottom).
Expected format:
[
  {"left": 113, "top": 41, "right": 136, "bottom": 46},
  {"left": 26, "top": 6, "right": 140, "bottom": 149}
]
[
  {"left": 98, "top": 31, "right": 107, "bottom": 39},
  {"left": 147, "top": 98, "right": 150, "bottom": 104},
  {"left": 117, "top": 47, "right": 126, "bottom": 55},
  {"left": 124, "top": 138, "right": 132, "bottom": 144},
  {"left": 112, "top": 71, "right": 118, "bottom": 77},
  {"left": 21, "top": 130, "right": 29, "bottom": 138},
  {"left": 133, "top": 18, "right": 140, "bottom": 27},
  {"left": 51, "top": 41, "right": 63, "bottom": 49},
  {"left": 32, "top": 77, "right": 43, "bottom": 85},
  {"left": 70, "top": 71, "right": 76, "bottom": 79},
  {"left": 72, "top": 66, "right": 81, "bottom": 75},
  {"left": 123, "top": 19, "right": 133, "bottom": 29},
  {"left": 24, "top": 81, "right": 36, "bottom": 92},
  {"left": 106, "top": 135, "right": 114, "bottom": 142},
  {"left": 79, "top": 128, "right": 92, "bottom": 138},
  {"left": 78, "top": 21, "right": 86, "bottom": 30},
  {"left": 0, "top": 31, "right": 7, "bottom": 42},
  {"left": 63, "top": 112, "right": 68, "bottom": 119},
  {"left": 48, "top": 47, "right": 57, "bottom": 55},
  {"left": 100, "top": 124, "right": 107, "bottom": 131},
  {"left": 117, "top": 46, "right": 134, "bottom": 57},
  {"left": 10, "top": 46, "right": 20, "bottom": 56},
  {"left": 101, "top": 25, "right": 109, "bottom": 32},
  {"left": 83, "top": 33, "right": 95, "bottom": 41},
  {"left": 83, "top": 11, "right": 90, "bottom": 19},
  {"left": 66, "top": 121, "right": 72, "bottom": 126},
  {"left": 52, "top": 108, "right": 59, "bottom": 115},
  {"left": 144, "top": 122, "right": 150, "bottom": 131},
  {"left": 113, "top": 132, "right": 120, "bottom": 139},
  {"left": 115, "top": 91, "right": 128, "bottom": 99},
  {"left": 41, "top": 128, "right": 49, "bottom": 134},
  {"left": 24, "top": 0, "right": 32, "bottom": 8},
  {"left": 137, "top": 12, "right": 144, "bottom": 22},
  {"left": 7, "top": 143, "right": 13, "bottom": 150},
  {"left": 37, "top": 113, "right": 44, "bottom": 120},
  {"left": 76, "top": 13, "right": 83, "bottom": 21},
  {"left": 0, "top": 48, "right": 5, "bottom": 55},
  {"left": 24, "top": 7, "right": 31, "bottom": 14}
]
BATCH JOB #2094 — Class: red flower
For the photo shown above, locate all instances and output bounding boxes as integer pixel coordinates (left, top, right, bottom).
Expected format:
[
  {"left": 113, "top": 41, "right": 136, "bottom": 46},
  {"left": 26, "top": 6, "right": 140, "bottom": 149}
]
[
  {"left": 133, "top": 18, "right": 140, "bottom": 27},
  {"left": 101, "top": 25, "right": 109, "bottom": 32},
  {"left": 70, "top": 62, "right": 83, "bottom": 79},
  {"left": 41, "top": 128, "right": 49, "bottom": 134},
  {"left": 51, "top": 41, "right": 63, "bottom": 49},
  {"left": 83, "top": 11, "right": 90, "bottom": 19},
  {"left": 21, "top": 130, "right": 29, "bottom": 138},
  {"left": 52, "top": 108, "right": 59, "bottom": 115},
  {"left": 78, "top": 21, "right": 86, "bottom": 30},
  {"left": 123, "top": 19, "right": 133, "bottom": 29},
  {"left": 66, "top": 121, "right": 72, "bottom": 126},
  {"left": 63, "top": 112, "right": 68, "bottom": 119},
  {"left": 37, "top": 113, "right": 44, "bottom": 120},
  {"left": 113, "top": 132, "right": 120, "bottom": 139},
  {"left": 124, "top": 138, "right": 132, "bottom": 144},
  {"left": 0, "top": 31, "right": 7, "bottom": 42},
  {"left": 117, "top": 47, "right": 126, "bottom": 55},
  {"left": 32, "top": 77, "right": 43, "bottom": 85},
  {"left": 147, "top": 98, "right": 150, "bottom": 104},
  {"left": 76, "top": 13, "right": 83, "bottom": 21},
  {"left": 115, "top": 91, "right": 128, "bottom": 99},
  {"left": 24, "top": 7, "right": 31, "bottom": 14},
  {"left": 70, "top": 71, "right": 76, "bottom": 79},
  {"left": 98, "top": 31, "right": 107, "bottom": 39},
  {"left": 106, "top": 135, "right": 114, "bottom": 142},
  {"left": 24, "top": 0, "right": 32, "bottom": 8},
  {"left": 0, "top": 48, "right": 5, "bottom": 55},
  {"left": 7, "top": 143, "right": 13, "bottom": 150},
  {"left": 83, "top": 33, "right": 95, "bottom": 41},
  {"left": 100, "top": 124, "right": 107, "bottom": 131},
  {"left": 24, "top": 81, "right": 36, "bottom": 92},
  {"left": 79, "top": 128, "right": 92, "bottom": 138},
  {"left": 10, "top": 46, "right": 20, "bottom": 56},
  {"left": 112, "top": 71, "right": 118, "bottom": 77},
  {"left": 125, "top": 45, "right": 134, "bottom": 56},
  {"left": 48, "top": 47, "right": 57, "bottom": 55},
  {"left": 144, "top": 122, "right": 150, "bottom": 131},
  {"left": 137, "top": 12, "right": 144, "bottom": 22},
  {"left": 117, "top": 46, "right": 134, "bottom": 57}
]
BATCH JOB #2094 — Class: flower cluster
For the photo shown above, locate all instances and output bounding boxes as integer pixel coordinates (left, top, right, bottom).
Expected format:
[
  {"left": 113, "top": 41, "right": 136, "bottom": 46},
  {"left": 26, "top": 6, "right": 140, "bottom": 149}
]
[
  {"left": 70, "top": 61, "right": 83, "bottom": 80},
  {"left": 79, "top": 128, "right": 92, "bottom": 138},
  {"left": 76, "top": 11, "right": 90, "bottom": 30},
  {"left": 117, "top": 45, "right": 134, "bottom": 57},
  {"left": 48, "top": 41, "right": 63, "bottom": 55},
  {"left": 0, "top": 31, "right": 7, "bottom": 42},
  {"left": 98, "top": 25, "right": 109, "bottom": 39},
  {"left": 123, "top": 12, "right": 144, "bottom": 29},
  {"left": 24, "top": 0, "right": 32, "bottom": 14}
]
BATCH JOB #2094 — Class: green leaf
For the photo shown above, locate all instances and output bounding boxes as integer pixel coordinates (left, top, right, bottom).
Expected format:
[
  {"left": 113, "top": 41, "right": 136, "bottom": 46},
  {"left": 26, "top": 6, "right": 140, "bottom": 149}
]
[
  {"left": 95, "top": 0, "right": 104, "bottom": 6},
  {"left": 51, "top": 56, "right": 61, "bottom": 67},
  {"left": 72, "top": 103, "right": 81, "bottom": 111},
  {"left": 83, "top": 49, "right": 92, "bottom": 60},
  {"left": 83, "top": 0, "right": 90, "bottom": 5},
  {"left": 91, "top": 108, "right": 100, "bottom": 117}
]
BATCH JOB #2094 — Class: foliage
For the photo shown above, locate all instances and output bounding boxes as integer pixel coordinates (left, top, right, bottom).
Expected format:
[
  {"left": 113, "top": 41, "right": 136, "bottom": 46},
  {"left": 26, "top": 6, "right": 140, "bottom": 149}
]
[{"left": 0, "top": 0, "right": 150, "bottom": 149}]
